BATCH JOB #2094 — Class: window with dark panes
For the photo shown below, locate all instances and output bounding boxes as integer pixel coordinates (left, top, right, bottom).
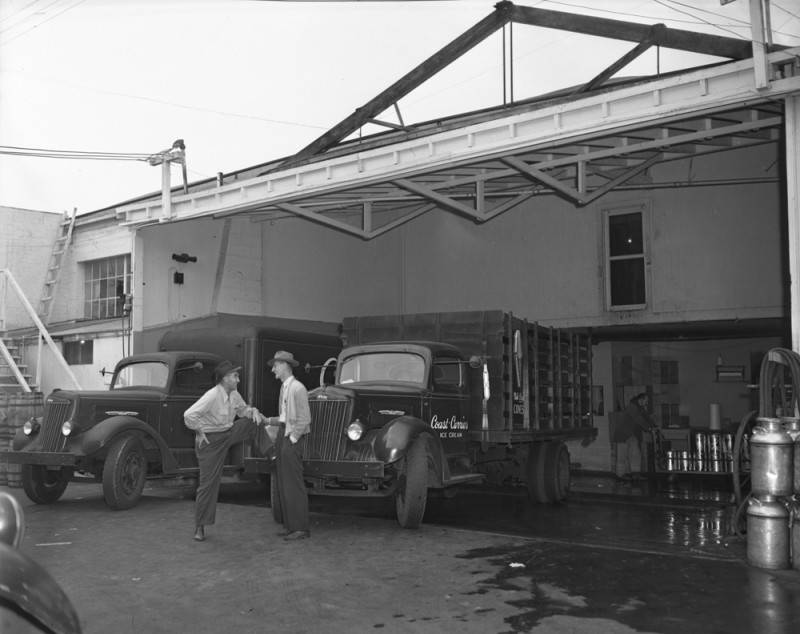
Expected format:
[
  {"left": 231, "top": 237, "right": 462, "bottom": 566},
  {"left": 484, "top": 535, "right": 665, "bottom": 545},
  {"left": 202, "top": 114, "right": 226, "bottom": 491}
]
[
  {"left": 607, "top": 209, "right": 646, "bottom": 308},
  {"left": 83, "top": 255, "right": 131, "bottom": 319},
  {"left": 64, "top": 339, "right": 93, "bottom": 365}
]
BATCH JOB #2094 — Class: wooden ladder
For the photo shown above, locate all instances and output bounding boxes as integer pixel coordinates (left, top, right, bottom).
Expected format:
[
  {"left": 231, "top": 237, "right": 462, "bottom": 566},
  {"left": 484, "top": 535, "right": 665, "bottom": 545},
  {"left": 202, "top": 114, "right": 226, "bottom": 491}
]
[{"left": 37, "top": 208, "right": 77, "bottom": 324}]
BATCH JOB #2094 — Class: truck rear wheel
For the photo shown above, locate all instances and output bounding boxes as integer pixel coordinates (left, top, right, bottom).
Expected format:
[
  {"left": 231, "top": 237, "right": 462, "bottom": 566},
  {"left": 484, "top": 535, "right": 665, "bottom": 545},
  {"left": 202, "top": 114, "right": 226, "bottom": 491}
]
[
  {"left": 102, "top": 433, "right": 147, "bottom": 510},
  {"left": 395, "top": 438, "right": 428, "bottom": 529},
  {"left": 269, "top": 474, "right": 283, "bottom": 524},
  {"left": 22, "top": 465, "right": 73, "bottom": 504},
  {"left": 527, "top": 441, "right": 570, "bottom": 504}
]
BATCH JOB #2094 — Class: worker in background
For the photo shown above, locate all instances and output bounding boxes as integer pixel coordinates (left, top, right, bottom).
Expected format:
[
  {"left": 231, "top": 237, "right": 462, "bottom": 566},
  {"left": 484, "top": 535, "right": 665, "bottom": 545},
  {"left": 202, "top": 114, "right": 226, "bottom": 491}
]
[{"left": 615, "top": 392, "right": 655, "bottom": 481}]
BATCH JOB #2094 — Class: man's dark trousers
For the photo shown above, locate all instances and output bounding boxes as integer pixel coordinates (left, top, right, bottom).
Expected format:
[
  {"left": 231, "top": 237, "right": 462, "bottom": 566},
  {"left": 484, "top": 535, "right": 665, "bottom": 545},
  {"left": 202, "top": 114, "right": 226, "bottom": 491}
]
[
  {"left": 276, "top": 435, "right": 309, "bottom": 533},
  {"left": 195, "top": 418, "right": 255, "bottom": 526}
]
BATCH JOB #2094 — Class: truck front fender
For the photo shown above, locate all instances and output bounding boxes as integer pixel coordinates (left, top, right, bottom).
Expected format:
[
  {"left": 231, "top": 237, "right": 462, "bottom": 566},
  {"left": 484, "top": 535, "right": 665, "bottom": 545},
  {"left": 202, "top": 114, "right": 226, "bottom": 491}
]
[
  {"left": 373, "top": 416, "right": 445, "bottom": 487},
  {"left": 78, "top": 417, "right": 179, "bottom": 474}
]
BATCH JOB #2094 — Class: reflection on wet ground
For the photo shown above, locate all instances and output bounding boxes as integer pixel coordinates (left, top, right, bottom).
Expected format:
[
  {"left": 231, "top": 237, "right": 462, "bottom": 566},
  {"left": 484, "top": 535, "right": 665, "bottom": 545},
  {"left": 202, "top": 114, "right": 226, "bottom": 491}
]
[{"left": 302, "top": 474, "right": 800, "bottom": 632}]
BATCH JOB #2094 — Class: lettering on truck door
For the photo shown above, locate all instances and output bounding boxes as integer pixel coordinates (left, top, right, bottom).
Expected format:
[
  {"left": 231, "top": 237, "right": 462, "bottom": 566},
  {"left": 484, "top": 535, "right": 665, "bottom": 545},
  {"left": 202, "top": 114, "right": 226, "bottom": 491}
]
[{"left": 429, "top": 356, "right": 470, "bottom": 452}]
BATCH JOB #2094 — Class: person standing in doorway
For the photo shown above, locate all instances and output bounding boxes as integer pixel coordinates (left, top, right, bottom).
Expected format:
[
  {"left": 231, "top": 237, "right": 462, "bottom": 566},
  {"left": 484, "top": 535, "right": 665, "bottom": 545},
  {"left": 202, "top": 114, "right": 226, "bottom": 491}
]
[
  {"left": 184, "top": 360, "right": 265, "bottom": 542},
  {"left": 615, "top": 392, "right": 655, "bottom": 481},
  {"left": 263, "top": 350, "right": 311, "bottom": 541}
]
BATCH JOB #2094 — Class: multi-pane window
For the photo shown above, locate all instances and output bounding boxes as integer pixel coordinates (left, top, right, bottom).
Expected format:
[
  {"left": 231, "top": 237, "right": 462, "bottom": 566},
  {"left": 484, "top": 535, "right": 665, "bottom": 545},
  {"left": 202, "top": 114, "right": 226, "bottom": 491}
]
[
  {"left": 84, "top": 255, "right": 131, "bottom": 320},
  {"left": 606, "top": 207, "right": 647, "bottom": 309}
]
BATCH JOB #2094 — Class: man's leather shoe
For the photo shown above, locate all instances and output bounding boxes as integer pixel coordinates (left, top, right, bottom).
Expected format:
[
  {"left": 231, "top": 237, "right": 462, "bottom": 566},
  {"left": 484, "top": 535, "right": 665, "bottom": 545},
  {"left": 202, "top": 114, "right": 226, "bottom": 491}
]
[
  {"left": 283, "top": 530, "right": 310, "bottom": 541},
  {"left": 193, "top": 526, "right": 205, "bottom": 542}
]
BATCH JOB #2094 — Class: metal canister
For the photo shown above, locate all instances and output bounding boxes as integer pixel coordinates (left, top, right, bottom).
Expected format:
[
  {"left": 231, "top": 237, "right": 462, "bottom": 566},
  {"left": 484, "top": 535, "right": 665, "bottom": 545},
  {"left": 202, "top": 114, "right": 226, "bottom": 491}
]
[
  {"left": 791, "top": 499, "right": 800, "bottom": 571},
  {"left": 751, "top": 418, "right": 794, "bottom": 498},
  {"left": 747, "top": 495, "right": 790, "bottom": 570},
  {"left": 781, "top": 417, "right": 800, "bottom": 496},
  {"left": 708, "top": 432, "right": 723, "bottom": 473},
  {"left": 722, "top": 433, "right": 734, "bottom": 473},
  {"left": 693, "top": 431, "right": 708, "bottom": 472}
]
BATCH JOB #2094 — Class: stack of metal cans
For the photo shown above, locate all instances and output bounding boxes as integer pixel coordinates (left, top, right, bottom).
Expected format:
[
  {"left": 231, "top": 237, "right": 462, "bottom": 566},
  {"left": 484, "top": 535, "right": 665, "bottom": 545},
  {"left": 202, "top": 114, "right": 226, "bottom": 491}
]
[{"left": 747, "top": 417, "right": 797, "bottom": 570}]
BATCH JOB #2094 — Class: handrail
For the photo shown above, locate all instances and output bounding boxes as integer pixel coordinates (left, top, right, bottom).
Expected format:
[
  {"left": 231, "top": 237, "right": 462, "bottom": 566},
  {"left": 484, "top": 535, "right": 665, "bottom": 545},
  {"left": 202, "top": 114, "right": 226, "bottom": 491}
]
[
  {"left": 0, "top": 338, "right": 31, "bottom": 392},
  {"left": 0, "top": 268, "right": 81, "bottom": 390}
]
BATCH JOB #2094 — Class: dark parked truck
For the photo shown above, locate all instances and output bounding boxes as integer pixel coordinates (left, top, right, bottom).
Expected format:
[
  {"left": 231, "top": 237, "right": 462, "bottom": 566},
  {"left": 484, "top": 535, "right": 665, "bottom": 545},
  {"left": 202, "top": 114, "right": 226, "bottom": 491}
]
[
  {"left": 285, "top": 310, "right": 595, "bottom": 528},
  {"left": 1, "top": 325, "right": 340, "bottom": 510}
]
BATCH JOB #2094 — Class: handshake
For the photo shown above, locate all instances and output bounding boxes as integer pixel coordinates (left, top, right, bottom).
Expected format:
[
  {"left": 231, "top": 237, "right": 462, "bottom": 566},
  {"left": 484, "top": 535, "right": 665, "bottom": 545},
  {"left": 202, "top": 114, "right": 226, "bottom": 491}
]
[{"left": 245, "top": 407, "right": 281, "bottom": 427}]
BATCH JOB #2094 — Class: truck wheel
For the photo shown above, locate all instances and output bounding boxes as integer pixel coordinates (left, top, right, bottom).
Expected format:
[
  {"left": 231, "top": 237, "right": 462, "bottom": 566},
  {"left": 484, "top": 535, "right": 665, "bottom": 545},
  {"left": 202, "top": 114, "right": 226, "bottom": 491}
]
[
  {"left": 21, "top": 465, "right": 73, "bottom": 504},
  {"left": 527, "top": 441, "right": 571, "bottom": 504},
  {"left": 395, "top": 438, "right": 428, "bottom": 529},
  {"left": 269, "top": 474, "right": 283, "bottom": 524},
  {"left": 102, "top": 434, "right": 147, "bottom": 510}
]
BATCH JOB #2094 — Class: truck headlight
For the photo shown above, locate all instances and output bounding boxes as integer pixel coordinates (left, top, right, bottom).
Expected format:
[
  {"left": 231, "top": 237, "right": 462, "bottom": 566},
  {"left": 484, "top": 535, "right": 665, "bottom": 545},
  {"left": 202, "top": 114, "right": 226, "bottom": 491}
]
[
  {"left": 61, "top": 421, "right": 75, "bottom": 436},
  {"left": 23, "top": 419, "right": 40, "bottom": 436},
  {"left": 346, "top": 420, "right": 365, "bottom": 441}
]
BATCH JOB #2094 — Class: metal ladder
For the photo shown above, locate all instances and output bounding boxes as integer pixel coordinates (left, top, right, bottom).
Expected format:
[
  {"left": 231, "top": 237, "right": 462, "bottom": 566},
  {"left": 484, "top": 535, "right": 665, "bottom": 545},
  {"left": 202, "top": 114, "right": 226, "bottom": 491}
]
[{"left": 37, "top": 208, "right": 76, "bottom": 324}]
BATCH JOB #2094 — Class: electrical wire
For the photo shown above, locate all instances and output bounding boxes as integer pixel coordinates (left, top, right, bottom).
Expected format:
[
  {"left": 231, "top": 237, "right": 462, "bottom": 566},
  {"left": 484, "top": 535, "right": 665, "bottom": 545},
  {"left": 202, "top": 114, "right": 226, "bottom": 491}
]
[
  {"left": 771, "top": 2, "right": 800, "bottom": 23},
  {"left": 541, "top": 0, "right": 746, "bottom": 27},
  {"left": 655, "top": 0, "right": 749, "bottom": 41},
  {"left": 0, "top": 145, "right": 154, "bottom": 161},
  {"left": 0, "top": 0, "right": 85, "bottom": 47}
]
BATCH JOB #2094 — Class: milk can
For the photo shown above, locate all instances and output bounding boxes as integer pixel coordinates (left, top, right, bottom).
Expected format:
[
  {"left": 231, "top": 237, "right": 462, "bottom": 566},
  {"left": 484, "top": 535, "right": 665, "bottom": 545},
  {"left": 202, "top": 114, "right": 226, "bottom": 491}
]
[
  {"left": 747, "top": 495, "right": 790, "bottom": 570},
  {"left": 791, "top": 500, "right": 800, "bottom": 571},
  {"left": 781, "top": 417, "right": 800, "bottom": 496},
  {"left": 750, "top": 418, "right": 794, "bottom": 498}
]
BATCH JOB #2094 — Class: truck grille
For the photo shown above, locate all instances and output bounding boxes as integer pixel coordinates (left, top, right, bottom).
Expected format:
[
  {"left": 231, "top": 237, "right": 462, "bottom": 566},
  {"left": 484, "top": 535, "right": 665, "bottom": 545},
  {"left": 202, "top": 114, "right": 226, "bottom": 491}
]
[
  {"left": 305, "top": 398, "right": 352, "bottom": 461},
  {"left": 40, "top": 399, "right": 71, "bottom": 451}
]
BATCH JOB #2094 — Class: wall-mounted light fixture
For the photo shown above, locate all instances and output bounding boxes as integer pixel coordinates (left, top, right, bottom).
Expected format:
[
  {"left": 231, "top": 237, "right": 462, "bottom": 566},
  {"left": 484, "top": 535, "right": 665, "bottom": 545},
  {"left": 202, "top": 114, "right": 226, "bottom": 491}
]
[{"left": 171, "top": 253, "right": 197, "bottom": 263}]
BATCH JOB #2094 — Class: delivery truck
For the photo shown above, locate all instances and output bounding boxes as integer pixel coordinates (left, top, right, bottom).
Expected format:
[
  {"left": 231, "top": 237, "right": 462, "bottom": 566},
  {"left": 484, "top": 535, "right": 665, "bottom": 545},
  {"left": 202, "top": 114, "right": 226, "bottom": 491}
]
[{"left": 265, "top": 310, "right": 595, "bottom": 528}]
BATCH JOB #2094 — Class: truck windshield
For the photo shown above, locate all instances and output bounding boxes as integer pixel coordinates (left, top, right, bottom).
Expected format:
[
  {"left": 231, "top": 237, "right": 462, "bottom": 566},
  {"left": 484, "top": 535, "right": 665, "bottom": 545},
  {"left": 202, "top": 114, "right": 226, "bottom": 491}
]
[
  {"left": 111, "top": 362, "right": 169, "bottom": 389},
  {"left": 339, "top": 352, "right": 425, "bottom": 384}
]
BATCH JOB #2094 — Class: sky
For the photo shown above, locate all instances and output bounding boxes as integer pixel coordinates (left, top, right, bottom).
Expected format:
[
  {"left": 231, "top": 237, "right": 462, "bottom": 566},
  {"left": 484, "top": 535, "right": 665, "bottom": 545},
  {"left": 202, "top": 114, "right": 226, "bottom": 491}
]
[{"left": 0, "top": 0, "right": 799, "bottom": 215}]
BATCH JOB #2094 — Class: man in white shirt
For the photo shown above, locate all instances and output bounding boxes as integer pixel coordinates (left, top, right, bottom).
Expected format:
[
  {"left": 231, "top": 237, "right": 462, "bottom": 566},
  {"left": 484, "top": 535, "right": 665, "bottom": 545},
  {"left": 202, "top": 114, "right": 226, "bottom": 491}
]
[
  {"left": 263, "top": 350, "right": 311, "bottom": 541},
  {"left": 184, "top": 359, "right": 264, "bottom": 541}
]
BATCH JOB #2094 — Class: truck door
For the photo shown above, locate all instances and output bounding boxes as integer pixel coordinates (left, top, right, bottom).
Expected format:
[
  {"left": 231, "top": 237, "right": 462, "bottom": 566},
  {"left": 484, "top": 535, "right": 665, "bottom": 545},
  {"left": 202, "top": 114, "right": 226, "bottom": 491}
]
[
  {"left": 429, "top": 356, "right": 470, "bottom": 454},
  {"left": 163, "top": 358, "right": 217, "bottom": 469}
]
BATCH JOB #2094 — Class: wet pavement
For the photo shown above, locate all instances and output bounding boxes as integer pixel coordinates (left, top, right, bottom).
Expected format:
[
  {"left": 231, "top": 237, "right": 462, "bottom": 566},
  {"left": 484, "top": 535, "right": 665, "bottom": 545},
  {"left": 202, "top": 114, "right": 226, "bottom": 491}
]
[{"left": 2, "top": 473, "right": 800, "bottom": 633}]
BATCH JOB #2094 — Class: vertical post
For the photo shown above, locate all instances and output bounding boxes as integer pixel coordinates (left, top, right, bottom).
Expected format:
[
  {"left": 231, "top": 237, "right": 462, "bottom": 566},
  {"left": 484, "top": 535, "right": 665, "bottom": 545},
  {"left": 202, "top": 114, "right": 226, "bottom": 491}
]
[
  {"left": 36, "top": 334, "right": 43, "bottom": 389},
  {"left": 131, "top": 229, "right": 144, "bottom": 353},
  {"left": 161, "top": 161, "right": 172, "bottom": 222},
  {"left": 787, "top": 95, "right": 800, "bottom": 352},
  {"left": 749, "top": 0, "right": 770, "bottom": 90}
]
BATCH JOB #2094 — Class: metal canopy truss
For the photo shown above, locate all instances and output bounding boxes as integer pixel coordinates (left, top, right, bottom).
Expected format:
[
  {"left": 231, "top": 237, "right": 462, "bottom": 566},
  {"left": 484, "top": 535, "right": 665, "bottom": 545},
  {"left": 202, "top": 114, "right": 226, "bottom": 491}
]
[{"left": 116, "top": 47, "right": 800, "bottom": 239}]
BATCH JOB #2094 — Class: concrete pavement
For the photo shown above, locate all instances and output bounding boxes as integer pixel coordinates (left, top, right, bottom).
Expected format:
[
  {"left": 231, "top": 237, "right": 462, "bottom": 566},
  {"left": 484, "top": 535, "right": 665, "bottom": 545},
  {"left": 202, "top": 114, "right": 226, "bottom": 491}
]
[{"left": 4, "top": 478, "right": 800, "bottom": 634}]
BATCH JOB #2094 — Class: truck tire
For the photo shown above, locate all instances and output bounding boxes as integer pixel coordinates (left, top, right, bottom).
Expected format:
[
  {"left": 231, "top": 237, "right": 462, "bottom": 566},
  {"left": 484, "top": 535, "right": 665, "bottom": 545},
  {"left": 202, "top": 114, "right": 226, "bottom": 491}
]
[
  {"left": 527, "top": 441, "right": 570, "bottom": 504},
  {"left": 395, "top": 438, "right": 428, "bottom": 529},
  {"left": 102, "top": 433, "right": 147, "bottom": 510},
  {"left": 21, "top": 465, "right": 73, "bottom": 504},
  {"left": 269, "top": 474, "right": 283, "bottom": 524}
]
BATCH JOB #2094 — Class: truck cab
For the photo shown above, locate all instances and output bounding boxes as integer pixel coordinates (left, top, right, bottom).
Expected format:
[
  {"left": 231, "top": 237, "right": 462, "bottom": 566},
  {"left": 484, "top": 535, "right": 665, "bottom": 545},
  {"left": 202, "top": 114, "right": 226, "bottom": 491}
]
[
  {"left": 5, "top": 351, "right": 227, "bottom": 510},
  {"left": 299, "top": 341, "right": 483, "bottom": 529}
]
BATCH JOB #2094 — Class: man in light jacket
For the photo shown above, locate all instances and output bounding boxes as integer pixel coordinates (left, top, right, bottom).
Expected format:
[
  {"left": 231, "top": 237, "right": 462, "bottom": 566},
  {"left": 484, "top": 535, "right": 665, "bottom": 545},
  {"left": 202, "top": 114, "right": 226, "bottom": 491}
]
[{"left": 263, "top": 350, "right": 312, "bottom": 540}]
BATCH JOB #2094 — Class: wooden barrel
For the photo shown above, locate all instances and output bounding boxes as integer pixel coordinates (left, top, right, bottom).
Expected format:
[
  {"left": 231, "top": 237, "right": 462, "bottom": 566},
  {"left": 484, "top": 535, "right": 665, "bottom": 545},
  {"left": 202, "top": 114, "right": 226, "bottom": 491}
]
[{"left": 0, "top": 392, "right": 43, "bottom": 488}]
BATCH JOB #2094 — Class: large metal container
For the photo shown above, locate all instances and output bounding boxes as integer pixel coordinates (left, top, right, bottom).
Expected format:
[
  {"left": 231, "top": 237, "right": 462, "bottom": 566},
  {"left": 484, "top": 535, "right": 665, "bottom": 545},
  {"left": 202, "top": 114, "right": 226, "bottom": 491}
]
[
  {"left": 747, "top": 495, "right": 790, "bottom": 570},
  {"left": 708, "top": 432, "right": 723, "bottom": 473},
  {"left": 781, "top": 417, "right": 800, "bottom": 496},
  {"left": 693, "top": 431, "right": 708, "bottom": 471},
  {"left": 751, "top": 418, "right": 794, "bottom": 497},
  {"left": 791, "top": 500, "right": 800, "bottom": 571}
]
